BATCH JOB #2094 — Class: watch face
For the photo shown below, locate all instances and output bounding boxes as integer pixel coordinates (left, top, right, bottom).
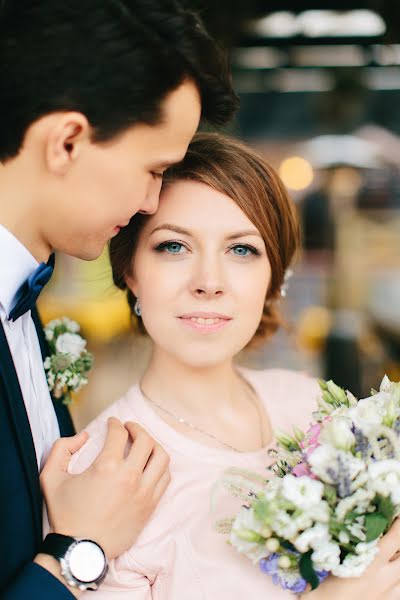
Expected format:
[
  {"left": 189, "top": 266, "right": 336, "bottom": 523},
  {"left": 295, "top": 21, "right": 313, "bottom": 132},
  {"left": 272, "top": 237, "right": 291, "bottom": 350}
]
[{"left": 68, "top": 540, "right": 106, "bottom": 583}]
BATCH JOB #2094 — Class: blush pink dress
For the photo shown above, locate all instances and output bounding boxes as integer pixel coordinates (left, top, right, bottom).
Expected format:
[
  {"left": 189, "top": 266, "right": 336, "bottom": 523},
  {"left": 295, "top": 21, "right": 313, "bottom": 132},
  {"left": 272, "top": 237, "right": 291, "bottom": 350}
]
[{"left": 69, "top": 367, "right": 320, "bottom": 599}]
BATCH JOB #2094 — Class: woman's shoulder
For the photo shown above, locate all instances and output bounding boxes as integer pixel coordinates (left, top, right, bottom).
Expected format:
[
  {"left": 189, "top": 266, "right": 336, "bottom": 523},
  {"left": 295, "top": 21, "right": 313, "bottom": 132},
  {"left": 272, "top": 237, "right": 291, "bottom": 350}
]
[
  {"left": 240, "top": 366, "right": 320, "bottom": 431},
  {"left": 240, "top": 365, "right": 319, "bottom": 393},
  {"left": 69, "top": 384, "right": 143, "bottom": 474}
]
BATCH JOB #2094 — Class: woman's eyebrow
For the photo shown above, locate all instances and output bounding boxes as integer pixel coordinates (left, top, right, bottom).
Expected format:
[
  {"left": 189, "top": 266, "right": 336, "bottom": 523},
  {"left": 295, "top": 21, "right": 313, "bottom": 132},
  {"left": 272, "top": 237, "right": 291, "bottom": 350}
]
[
  {"left": 226, "top": 230, "right": 263, "bottom": 240},
  {"left": 150, "top": 224, "right": 192, "bottom": 236},
  {"left": 149, "top": 224, "right": 262, "bottom": 241}
]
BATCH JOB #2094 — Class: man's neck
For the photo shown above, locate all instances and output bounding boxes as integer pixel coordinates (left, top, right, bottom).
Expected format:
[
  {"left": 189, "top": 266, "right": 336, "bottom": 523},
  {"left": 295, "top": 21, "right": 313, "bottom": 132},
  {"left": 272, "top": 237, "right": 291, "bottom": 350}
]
[{"left": 0, "top": 161, "right": 51, "bottom": 263}]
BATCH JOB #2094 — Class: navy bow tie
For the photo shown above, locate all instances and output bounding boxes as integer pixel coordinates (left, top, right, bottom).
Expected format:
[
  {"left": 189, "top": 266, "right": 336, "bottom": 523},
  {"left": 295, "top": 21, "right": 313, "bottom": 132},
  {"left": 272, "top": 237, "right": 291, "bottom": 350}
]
[{"left": 9, "top": 253, "right": 55, "bottom": 322}]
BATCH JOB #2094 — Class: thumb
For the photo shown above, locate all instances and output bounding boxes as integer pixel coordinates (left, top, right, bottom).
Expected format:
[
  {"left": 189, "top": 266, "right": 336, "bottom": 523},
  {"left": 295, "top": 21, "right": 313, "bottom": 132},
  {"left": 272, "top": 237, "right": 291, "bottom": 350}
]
[
  {"left": 43, "top": 431, "right": 89, "bottom": 477},
  {"left": 379, "top": 517, "right": 400, "bottom": 562}
]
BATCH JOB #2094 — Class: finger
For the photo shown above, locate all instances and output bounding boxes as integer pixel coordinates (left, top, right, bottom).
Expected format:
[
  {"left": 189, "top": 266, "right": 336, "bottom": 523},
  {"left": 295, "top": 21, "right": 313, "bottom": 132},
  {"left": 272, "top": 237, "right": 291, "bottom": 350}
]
[
  {"left": 124, "top": 423, "right": 155, "bottom": 473},
  {"left": 40, "top": 432, "right": 89, "bottom": 492},
  {"left": 44, "top": 431, "right": 89, "bottom": 473},
  {"left": 151, "top": 470, "right": 171, "bottom": 504},
  {"left": 379, "top": 518, "right": 400, "bottom": 562},
  {"left": 96, "top": 417, "right": 129, "bottom": 461},
  {"left": 141, "top": 445, "right": 170, "bottom": 491},
  {"left": 385, "top": 583, "right": 400, "bottom": 600}
]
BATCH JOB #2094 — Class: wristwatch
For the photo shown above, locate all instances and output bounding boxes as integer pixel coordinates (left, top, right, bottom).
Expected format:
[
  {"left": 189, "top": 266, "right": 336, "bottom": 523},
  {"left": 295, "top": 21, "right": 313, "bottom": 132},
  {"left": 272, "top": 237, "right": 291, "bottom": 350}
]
[{"left": 40, "top": 533, "right": 108, "bottom": 591}]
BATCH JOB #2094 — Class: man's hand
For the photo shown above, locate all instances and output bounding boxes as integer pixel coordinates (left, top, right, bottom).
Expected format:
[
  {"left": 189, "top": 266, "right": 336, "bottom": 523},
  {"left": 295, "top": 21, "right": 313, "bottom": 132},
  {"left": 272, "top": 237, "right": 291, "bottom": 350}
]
[{"left": 40, "top": 418, "right": 170, "bottom": 559}]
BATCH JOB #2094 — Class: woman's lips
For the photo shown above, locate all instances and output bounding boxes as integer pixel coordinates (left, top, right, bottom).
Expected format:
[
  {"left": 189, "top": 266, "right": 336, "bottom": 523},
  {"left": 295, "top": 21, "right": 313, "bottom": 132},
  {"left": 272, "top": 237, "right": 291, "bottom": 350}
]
[{"left": 178, "top": 313, "right": 232, "bottom": 333}]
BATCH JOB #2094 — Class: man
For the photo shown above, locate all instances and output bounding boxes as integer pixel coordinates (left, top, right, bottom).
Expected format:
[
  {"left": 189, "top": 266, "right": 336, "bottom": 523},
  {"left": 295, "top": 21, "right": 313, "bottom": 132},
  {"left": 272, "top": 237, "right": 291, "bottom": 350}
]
[{"left": 0, "top": 1, "right": 237, "bottom": 597}]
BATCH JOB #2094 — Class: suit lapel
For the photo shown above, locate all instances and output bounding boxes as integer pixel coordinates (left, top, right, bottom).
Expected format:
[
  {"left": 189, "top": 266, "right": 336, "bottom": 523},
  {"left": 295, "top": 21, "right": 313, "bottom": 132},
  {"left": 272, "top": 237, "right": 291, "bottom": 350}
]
[
  {"left": 0, "top": 320, "right": 42, "bottom": 543},
  {"left": 31, "top": 307, "right": 75, "bottom": 437}
]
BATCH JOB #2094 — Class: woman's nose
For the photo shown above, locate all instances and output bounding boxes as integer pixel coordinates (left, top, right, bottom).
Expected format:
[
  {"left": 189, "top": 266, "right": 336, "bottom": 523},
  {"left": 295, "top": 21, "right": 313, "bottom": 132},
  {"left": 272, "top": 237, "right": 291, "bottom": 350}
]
[{"left": 191, "top": 257, "right": 225, "bottom": 298}]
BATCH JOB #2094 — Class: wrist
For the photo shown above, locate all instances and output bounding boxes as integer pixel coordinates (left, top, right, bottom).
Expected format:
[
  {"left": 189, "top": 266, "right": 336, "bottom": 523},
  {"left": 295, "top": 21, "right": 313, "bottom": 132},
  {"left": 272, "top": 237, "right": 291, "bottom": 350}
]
[
  {"left": 34, "top": 553, "right": 82, "bottom": 599},
  {"left": 39, "top": 533, "right": 108, "bottom": 592}
]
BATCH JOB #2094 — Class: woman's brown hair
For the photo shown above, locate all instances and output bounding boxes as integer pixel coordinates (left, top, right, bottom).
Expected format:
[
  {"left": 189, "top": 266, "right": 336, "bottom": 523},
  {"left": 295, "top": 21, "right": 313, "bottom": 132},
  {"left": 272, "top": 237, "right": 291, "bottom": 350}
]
[{"left": 109, "top": 132, "right": 300, "bottom": 346}]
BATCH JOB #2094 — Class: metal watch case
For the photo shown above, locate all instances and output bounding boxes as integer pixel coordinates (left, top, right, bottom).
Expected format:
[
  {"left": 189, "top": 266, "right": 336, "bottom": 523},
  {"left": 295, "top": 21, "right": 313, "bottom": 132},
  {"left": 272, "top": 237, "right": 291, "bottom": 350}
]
[{"left": 59, "top": 538, "right": 108, "bottom": 591}]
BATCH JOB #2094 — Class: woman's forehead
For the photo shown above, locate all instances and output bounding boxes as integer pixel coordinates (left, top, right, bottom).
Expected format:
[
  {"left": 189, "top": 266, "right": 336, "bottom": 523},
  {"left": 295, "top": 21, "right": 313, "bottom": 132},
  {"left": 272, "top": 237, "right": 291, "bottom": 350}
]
[{"left": 153, "top": 179, "right": 256, "bottom": 230}]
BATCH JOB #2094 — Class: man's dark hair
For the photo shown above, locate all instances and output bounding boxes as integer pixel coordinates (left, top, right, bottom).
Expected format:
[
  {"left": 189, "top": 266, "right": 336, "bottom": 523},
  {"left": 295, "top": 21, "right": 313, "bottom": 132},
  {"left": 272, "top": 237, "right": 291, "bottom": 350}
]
[{"left": 0, "top": 0, "right": 238, "bottom": 161}]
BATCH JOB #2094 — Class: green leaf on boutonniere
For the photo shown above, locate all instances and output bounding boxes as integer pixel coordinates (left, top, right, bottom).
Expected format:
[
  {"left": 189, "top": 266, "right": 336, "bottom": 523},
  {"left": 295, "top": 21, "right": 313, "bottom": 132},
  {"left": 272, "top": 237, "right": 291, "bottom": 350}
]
[
  {"left": 365, "top": 512, "right": 388, "bottom": 542},
  {"left": 299, "top": 550, "right": 320, "bottom": 590}
]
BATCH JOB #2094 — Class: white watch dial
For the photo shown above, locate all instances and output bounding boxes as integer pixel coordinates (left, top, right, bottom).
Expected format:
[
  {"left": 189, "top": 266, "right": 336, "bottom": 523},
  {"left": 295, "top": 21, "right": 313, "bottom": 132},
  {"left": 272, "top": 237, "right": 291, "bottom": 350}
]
[{"left": 69, "top": 541, "right": 106, "bottom": 582}]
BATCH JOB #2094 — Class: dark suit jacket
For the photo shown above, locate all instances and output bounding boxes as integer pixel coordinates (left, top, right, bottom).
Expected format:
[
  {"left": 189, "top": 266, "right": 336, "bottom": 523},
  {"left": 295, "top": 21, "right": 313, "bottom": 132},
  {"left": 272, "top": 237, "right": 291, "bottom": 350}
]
[{"left": 0, "top": 307, "right": 76, "bottom": 599}]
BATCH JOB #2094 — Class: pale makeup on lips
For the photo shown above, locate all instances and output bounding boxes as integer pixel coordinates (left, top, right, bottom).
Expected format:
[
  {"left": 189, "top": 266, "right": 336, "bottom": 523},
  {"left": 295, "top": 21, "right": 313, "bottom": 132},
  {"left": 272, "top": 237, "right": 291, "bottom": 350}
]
[{"left": 178, "top": 312, "right": 232, "bottom": 334}]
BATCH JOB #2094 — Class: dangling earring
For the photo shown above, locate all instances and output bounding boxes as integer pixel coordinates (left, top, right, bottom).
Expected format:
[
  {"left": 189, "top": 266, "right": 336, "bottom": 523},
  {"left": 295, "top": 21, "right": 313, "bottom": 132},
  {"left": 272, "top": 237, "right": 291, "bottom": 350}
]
[{"left": 134, "top": 298, "right": 141, "bottom": 317}]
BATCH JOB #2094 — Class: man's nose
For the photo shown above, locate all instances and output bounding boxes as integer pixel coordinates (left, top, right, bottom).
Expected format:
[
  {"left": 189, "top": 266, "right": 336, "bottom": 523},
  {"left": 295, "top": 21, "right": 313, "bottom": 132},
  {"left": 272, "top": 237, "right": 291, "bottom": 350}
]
[{"left": 139, "top": 177, "right": 162, "bottom": 215}]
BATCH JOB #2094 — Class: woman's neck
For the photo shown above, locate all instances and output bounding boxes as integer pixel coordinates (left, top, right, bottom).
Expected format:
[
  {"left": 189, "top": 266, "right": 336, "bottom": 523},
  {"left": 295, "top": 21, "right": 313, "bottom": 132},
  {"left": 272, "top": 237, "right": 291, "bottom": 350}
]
[
  {"left": 140, "top": 348, "right": 244, "bottom": 418},
  {"left": 140, "top": 346, "right": 272, "bottom": 453}
]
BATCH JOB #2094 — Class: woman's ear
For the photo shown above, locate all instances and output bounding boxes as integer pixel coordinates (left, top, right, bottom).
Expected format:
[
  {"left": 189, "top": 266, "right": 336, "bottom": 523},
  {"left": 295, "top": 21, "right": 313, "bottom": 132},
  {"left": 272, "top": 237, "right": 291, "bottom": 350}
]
[
  {"left": 125, "top": 272, "right": 139, "bottom": 298},
  {"left": 44, "top": 111, "right": 91, "bottom": 175}
]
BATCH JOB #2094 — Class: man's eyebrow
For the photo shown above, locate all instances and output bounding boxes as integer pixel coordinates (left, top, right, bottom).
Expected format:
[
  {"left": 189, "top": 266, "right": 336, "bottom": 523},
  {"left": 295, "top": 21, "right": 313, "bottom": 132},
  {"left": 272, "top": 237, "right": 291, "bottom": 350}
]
[
  {"left": 149, "top": 224, "right": 263, "bottom": 240},
  {"left": 153, "top": 157, "right": 183, "bottom": 170}
]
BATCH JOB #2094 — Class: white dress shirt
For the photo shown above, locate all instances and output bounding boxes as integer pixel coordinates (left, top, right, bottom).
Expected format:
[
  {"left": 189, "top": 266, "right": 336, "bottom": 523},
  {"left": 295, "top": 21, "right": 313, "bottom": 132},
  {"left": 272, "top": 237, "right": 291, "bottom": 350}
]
[{"left": 0, "top": 224, "right": 60, "bottom": 471}]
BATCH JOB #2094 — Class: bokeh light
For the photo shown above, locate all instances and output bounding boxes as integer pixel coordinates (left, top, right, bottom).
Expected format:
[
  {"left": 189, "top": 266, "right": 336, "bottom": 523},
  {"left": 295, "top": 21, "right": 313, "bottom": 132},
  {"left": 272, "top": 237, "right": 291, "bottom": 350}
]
[{"left": 279, "top": 156, "right": 314, "bottom": 191}]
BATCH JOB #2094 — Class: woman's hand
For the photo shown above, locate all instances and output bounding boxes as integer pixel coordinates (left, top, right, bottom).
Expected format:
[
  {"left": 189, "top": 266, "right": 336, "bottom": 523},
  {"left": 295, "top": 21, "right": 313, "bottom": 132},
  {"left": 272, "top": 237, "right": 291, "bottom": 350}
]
[{"left": 306, "top": 518, "right": 400, "bottom": 600}]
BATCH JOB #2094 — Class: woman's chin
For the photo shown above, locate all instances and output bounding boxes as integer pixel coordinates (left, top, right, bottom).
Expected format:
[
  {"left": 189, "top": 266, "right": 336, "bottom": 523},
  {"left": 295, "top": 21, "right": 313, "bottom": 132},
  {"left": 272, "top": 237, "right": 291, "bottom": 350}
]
[{"left": 170, "top": 348, "right": 237, "bottom": 370}]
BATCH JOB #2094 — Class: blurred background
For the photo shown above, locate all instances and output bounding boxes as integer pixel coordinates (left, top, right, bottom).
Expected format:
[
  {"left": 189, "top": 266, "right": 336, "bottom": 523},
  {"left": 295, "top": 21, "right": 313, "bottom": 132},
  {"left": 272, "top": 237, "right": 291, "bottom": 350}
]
[{"left": 40, "top": 0, "right": 400, "bottom": 429}]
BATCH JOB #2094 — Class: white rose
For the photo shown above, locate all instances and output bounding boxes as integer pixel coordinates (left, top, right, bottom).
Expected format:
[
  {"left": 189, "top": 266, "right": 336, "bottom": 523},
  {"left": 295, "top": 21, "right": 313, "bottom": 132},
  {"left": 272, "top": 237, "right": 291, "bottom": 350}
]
[
  {"left": 349, "top": 396, "right": 386, "bottom": 435},
  {"left": 281, "top": 474, "right": 324, "bottom": 510},
  {"left": 320, "top": 417, "right": 356, "bottom": 451},
  {"left": 55, "top": 333, "right": 86, "bottom": 359}
]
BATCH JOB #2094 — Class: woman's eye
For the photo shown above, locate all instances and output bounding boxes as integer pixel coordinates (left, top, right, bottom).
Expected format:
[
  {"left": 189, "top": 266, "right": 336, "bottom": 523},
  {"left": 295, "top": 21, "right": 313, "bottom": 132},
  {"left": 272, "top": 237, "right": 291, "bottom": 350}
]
[
  {"left": 230, "top": 244, "right": 260, "bottom": 257},
  {"left": 156, "top": 241, "right": 186, "bottom": 254}
]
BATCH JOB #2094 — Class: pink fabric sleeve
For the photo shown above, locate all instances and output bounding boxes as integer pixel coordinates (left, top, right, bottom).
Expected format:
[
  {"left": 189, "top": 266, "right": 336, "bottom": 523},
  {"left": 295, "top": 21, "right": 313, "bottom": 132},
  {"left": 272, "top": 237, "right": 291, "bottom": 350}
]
[
  {"left": 81, "top": 553, "right": 156, "bottom": 599},
  {"left": 69, "top": 402, "right": 168, "bottom": 600}
]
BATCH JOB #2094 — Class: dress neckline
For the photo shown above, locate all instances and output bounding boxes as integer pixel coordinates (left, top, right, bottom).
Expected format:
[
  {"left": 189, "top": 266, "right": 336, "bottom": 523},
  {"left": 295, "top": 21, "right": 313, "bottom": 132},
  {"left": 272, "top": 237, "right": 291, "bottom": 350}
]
[{"left": 131, "top": 366, "right": 280, "bottom": 467}]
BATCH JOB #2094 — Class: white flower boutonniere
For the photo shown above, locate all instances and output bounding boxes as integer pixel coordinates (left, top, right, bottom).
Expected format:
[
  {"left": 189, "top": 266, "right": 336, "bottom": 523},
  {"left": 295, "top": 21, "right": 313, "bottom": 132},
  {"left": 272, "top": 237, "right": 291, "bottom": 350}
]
[{"left": 43, "top": 317, "right": 94, "bottom": 405}]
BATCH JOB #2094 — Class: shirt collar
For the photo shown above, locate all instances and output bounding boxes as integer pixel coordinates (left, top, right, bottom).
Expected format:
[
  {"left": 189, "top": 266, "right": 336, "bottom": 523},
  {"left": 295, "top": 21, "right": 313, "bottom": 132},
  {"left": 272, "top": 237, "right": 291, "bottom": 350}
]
[{"left": 0, "top": 224, "right": 39, "bottom": 317}]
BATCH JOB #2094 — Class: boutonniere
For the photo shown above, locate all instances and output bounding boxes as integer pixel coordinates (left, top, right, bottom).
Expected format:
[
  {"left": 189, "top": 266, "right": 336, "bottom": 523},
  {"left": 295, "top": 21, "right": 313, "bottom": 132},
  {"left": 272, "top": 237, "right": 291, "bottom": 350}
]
[{"left": 43, "top": 317, "right": 94, "bottom": 405}]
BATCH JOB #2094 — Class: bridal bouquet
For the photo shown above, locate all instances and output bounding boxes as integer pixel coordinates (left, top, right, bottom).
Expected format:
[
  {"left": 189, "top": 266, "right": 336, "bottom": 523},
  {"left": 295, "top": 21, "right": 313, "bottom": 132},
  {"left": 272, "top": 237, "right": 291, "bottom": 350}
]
[{"left": 222, "top": 376, "right": 400, "bottom": 594}]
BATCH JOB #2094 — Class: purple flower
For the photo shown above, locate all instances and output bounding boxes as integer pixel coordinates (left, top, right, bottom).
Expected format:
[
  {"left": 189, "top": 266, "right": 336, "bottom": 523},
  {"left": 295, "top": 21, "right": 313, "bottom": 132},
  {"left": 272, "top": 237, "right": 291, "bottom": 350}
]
[
  {"left": 260, "top": 554, "right": 307, "bottom": 594},
  {"left": 260, "top": 554, "right": 329, "bottom": 594}
]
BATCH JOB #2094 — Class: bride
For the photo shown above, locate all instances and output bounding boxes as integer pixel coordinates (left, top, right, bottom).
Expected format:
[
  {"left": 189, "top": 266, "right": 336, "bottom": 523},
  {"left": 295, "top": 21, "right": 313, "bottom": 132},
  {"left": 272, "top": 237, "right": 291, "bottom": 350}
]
[{"left": 67, "top": 133, "right": 400, "bottom": 599}]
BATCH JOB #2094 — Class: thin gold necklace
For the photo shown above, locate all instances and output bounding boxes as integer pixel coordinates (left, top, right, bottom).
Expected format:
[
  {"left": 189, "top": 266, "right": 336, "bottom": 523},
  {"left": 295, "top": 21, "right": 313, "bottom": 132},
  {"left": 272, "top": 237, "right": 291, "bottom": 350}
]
[{"left": 139, "top": 378, "right": 266, "bottom": 453}]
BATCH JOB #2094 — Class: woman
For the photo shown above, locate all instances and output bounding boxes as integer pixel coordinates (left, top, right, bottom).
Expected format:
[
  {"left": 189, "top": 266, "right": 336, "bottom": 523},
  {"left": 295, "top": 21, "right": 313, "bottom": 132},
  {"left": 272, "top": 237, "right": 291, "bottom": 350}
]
[{"left": 69, "top": 133, "right": 400, "bottom": 599}]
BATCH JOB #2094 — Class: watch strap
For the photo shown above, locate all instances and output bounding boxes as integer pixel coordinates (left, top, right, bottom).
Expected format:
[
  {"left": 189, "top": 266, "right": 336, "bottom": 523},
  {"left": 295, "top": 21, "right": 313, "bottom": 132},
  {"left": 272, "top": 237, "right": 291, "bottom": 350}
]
[{"left": 41, "top": 533, "right": 77, "bottom": 560}]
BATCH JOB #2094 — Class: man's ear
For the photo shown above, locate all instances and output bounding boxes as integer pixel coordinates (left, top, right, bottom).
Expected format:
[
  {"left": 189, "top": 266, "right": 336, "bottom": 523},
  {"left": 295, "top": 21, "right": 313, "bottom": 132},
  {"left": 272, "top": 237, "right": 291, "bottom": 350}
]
[
  {"left": 44, "top": 112, "right": 91, "bottom": 175},
  {"left": 125, "top": 273, "right": 139, "bottom": 298}
]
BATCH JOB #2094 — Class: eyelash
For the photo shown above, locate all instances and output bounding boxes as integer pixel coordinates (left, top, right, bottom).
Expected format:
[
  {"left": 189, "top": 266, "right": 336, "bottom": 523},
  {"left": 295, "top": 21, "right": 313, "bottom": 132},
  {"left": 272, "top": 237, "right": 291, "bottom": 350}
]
[
  {"left": 154, "top": 240, "right": 261, "bottom": 257},
  {"left": 151, "top": 171, "right": 164, "bottom": 179}
]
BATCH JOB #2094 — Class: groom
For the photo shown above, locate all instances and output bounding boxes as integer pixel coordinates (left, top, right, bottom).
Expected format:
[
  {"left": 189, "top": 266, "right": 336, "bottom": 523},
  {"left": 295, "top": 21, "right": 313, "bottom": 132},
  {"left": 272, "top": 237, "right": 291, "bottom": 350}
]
[{"left": 0, "top": 1, "right": 237, "bottom": 597}]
